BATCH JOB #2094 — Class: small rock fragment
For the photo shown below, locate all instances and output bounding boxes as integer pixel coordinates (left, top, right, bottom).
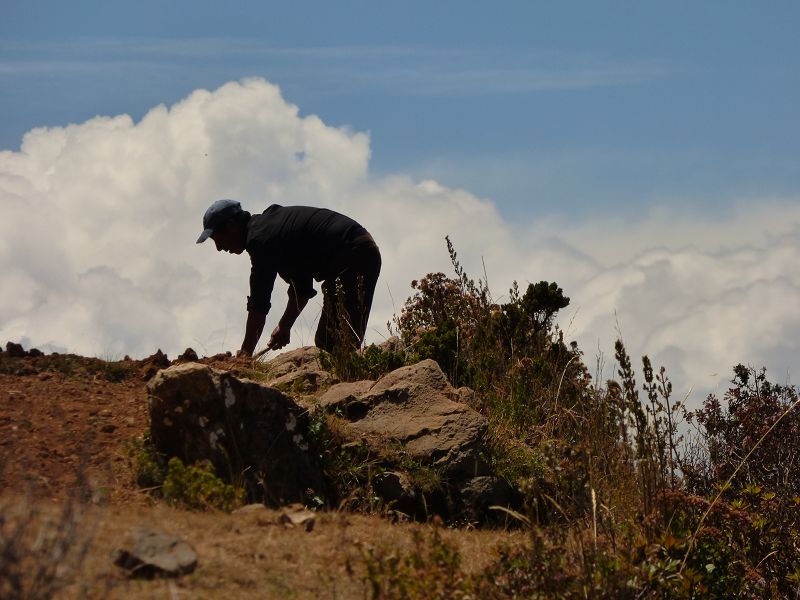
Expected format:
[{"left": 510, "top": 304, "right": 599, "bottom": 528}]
[{"left": 278, "top": 504, "right": 316, "bottom": 532}]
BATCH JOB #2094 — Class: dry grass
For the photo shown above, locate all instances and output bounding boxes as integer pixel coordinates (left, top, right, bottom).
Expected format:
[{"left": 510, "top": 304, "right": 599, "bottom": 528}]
[{"left": 2, "top": 496, "right": 527, "bottom": 599}]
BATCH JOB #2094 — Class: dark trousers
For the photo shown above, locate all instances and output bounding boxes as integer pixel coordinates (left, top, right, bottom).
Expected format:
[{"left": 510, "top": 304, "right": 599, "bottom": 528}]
[{"left": 315, "top": 233, "right": 381, "bottom": 353}]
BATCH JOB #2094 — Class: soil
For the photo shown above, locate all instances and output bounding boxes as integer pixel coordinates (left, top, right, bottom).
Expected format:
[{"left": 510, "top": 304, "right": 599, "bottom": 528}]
[{"left": 0, "top": 350, "right": 526, "bottom": 598}]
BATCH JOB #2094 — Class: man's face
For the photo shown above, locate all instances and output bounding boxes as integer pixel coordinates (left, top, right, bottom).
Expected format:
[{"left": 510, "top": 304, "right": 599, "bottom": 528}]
[{"left": 211, "top": 220, "right": 246, "bottom": 254}]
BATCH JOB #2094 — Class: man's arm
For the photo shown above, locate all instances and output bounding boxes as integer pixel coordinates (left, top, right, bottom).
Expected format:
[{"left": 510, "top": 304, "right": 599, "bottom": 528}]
[
  {"left": 240, "top": 252, "right": 277, "bottom": 357},
  {"left": 268, "top": 283, "right": 310, "bottom": 349},
  {"left": 239, "top": 310, "right": 267, "bottom": 357}
]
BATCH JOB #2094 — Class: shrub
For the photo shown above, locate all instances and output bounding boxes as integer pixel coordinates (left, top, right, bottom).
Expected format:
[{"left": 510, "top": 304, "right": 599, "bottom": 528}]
[
  {"left": 319, "top": 343, "right": 407, "bottom": 383},
  {"left": 126, "top": 437, "right": 244, "bottom": 512},
  {"left": 687, "top": 365, "right": 800, "bottom": 499},
  {"left": 161, "top": 457, "right": 245, "bottom": 512}
]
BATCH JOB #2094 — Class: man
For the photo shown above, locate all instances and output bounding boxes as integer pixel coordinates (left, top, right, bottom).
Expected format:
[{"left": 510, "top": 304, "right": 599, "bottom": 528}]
[{"left": 197, "top": 199, "right": 381, "bottom": 357}]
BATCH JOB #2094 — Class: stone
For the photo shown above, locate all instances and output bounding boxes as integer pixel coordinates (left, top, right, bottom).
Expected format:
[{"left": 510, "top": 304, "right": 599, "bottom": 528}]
[
  {"left": 139, "top": 349, "right": 170, "bottom": 380},
  {"left": 263, "top": 346, "right": 336, "bottom": 393},
  {"left": 147, "top": 362, "right": 326, "bottom": 505},
  {"left": 113, "top": 529, "right": 197, "bottom": 579},
  {"left": 5, "top": 342, "right": 26, "bottom": 358},
  {"left": 318, "top": 380, "right": 375, "bottom": 417},
  {"left": 177, "top": 347, "right": 199, "bottom": 362},
  {"left": 277, "top": 504, "right": 316, "bottom": 531},
  {"left": 324, "top": 360, "right": 489, "bottom": 477},
  {"left": 375, "top": 471, "right": 417, "bottom": 513},
  {"left": 458, "top": 476, "right": 515, "bottom": 522},
  {"left": 232, "top": 503, "right": 268, "bottom": 515}
]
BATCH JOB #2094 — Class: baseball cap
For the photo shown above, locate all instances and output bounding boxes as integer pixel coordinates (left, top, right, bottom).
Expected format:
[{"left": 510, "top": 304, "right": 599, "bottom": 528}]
[{"left": 196, "top": 199, "right": 243, "bottom": 243}]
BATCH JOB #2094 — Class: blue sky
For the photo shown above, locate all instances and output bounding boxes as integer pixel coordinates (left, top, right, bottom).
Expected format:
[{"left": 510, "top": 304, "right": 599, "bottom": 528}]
[
  {"left": 3, "top": 2, "right": 800, "bottom": 399},
  {"left": 3, "top": 1, "right": 799, "bottom": 219}
]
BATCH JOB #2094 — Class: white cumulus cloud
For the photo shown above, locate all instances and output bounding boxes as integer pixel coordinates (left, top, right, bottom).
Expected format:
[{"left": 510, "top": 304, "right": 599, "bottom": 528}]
[{"left": 1, "top": 77, "right": 799, "bottom": 406}]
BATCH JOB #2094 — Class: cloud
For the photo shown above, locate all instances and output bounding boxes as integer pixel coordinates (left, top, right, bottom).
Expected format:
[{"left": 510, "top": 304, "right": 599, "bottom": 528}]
[{"left": 1, "top": 78, "right": 799, "bottom": 407}]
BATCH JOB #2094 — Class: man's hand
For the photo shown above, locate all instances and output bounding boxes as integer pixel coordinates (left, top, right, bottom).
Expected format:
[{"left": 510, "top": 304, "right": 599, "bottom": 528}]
[{"left": 268, "top": 324, "right": 291, "bottom": 350}]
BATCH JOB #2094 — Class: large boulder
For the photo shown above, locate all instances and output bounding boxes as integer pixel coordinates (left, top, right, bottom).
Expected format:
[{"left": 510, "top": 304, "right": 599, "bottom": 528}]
[
  {"left": 147, "top": 362, "right": 325, "bottom": 505},
  {"left": 319, "top": 359, "right": 489, "bottom": 477}
]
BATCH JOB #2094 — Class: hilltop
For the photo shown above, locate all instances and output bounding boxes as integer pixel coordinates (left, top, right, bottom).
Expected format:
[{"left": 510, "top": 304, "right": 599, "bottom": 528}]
[
  {"left": 3, "top": 263, "right": 800, "bottom": 598},
  {"left": 0, "top": 345, "right": 529, "bottom": 598}
]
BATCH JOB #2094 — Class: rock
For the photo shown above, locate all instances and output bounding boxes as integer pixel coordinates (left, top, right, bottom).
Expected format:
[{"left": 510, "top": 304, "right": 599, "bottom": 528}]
[
  {"left": 375, "top": 471, "right": 417, "bottom": 512},
  {"left": 177, "top": 347, "right": 199, "bottom": 362},
  {"left": 139, "top": 349, "right": 170, "bottom": 380},
  {"left": 458, "top": 476, "right": 515, "bottom": 522},
  {"left": 368, "top": 359, "right": 452, "bottom": 395},
  {"left": 147, "top": 362, "right": 326, "bottom": 505},
  {"left": 114, "top": 529, "right": 197, "bottom": 579},
  {"left": 28, "top": 347, "right": 44, "bottom": 357},
  {"left": 5, "top": 342, "right": 26, "bottom": 358},
  {"left": 263, "top": 346, "right": 336, "bottom": 393},
  {"left": 334, "top": 360, "right": 489, "bottom": 477},
  {"left": 318, "top": 380, "right": 375, "bottom": 417},
  {"left": 233, "top": 503, "right": 268, "bottom": 515},
  {"left": 277, "top": 504, "right": 316, "bottom": 531}
]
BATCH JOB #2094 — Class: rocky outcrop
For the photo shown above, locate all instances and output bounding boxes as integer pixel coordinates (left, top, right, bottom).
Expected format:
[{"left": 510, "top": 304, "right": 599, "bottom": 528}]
[
  {"left": 319, "top": 359, "right": 489, "bottom": 477},
  {"left": 146, "top": 350, "right": 513, "bottom": 523},
  {"left": 147, "top": 362, "right": 325, "bottom": 505}
]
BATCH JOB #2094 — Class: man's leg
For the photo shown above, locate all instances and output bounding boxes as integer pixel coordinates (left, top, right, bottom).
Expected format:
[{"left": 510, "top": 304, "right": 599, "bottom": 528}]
[
  {"left": 341, "top": 243, "right": 381, "bottom": 347},
  {"left": 314, "top": 280, "right": 336, "bottom": 353},
  {"left": 315, "top": 239, "right": 381, "bottom": 352}
]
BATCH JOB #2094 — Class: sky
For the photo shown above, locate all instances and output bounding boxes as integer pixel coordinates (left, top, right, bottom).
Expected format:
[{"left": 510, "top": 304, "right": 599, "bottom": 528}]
[{"left": 2, "top": 1, "right": 800, "bottom": 406}]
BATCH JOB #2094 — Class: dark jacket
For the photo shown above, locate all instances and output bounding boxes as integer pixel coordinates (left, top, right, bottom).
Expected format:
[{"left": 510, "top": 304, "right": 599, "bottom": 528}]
[{"left": 245, "top": 204, "right": 368, "bottom": 314}]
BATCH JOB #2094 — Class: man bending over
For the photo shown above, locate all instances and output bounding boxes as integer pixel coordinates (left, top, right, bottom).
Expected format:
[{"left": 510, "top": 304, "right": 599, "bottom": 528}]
[{"left": 197, "top": 199, "right": 381, "bottom": 357}]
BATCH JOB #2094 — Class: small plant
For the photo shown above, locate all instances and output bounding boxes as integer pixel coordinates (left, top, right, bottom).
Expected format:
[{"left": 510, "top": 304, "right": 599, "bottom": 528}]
[
  {"left": 307, "top": 411, "right": 384, "bottom": 511},
  {"left": 319, "top": 343, "right": 407, "bottom": 383},
  {"left": 98, "top": 359, "right": 135, "bottom": 382},
  {"left": 126, "top": 437, "right": 244, "bottom": 511},
  {"left": 161, "top": 457, "right": 245, "bottom": 512},
  {"left": 124, "top": 434, "right": 167, "bottom": 489}
]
